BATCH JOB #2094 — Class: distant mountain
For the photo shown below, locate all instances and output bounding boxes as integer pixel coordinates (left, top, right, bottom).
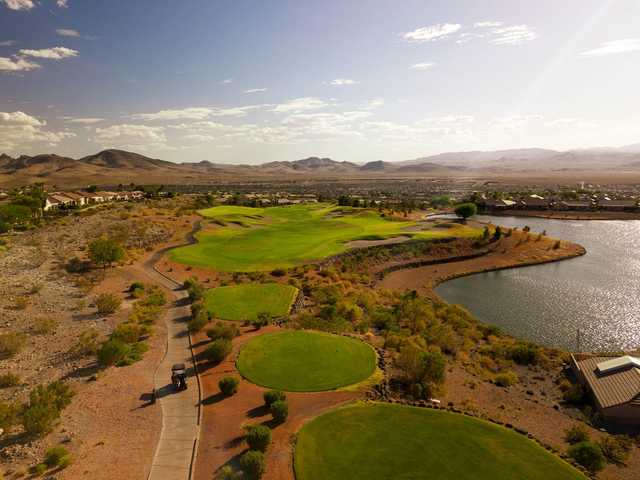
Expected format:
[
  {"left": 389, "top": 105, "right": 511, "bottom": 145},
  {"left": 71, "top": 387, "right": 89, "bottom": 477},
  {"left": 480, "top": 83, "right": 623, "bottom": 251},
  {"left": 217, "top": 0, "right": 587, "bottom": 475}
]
[
  {"left": 399, "top": 148, "right": 559, "bottom": 167},
  {"left": 79, "top": 149, "right": 176, "bottom": 170},
  {"left": 261, "top": 157, "right": 359, "bottom": 173},
  {"left": 359, "top": 161, "right": 390, "bottom": 172}
]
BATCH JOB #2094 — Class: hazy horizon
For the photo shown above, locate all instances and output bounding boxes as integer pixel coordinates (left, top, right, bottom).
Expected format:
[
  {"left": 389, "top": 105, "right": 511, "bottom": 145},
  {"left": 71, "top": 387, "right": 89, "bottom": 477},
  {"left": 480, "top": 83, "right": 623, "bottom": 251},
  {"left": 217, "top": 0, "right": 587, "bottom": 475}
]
[{"left": 2, "top": 0, "right": 640, "bottom": 164}]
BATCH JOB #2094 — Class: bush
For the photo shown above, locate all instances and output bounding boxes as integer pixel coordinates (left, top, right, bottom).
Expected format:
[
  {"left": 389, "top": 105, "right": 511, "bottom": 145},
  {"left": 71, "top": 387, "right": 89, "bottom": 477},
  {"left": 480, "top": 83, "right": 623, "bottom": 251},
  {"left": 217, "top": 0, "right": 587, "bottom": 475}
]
[
  {"left": 568, "top": 441, "right": 606, "bottom": 473},
  {"left": 188, "top": 310, "right": 209, "bottom": 333},
  {"left": 35, "top": 463, "right": 47, "bottom": 475},
  {"left": 22, "top": 382, "right": 74, "bottom": 436},
  {"left": 508, "top": 342, "right": 540, "bottom": 365},
  {"left": 218, "top": 376, "right": 239, "bottom": 396},
  {"left": 73, "top": 328, "right": 100, "bottom": 356},
  {"left": 14, "top": 296, "right": 29, "bottom": 310},
  {"left": 128, "top": 281, "right": 145, "bottom": 293},
  {"left": 0, "top": 332, "right": 27, "bottom": 358},
  {"left": 97, "top": 338, "right": 130, "bottom": 367},
  {"left": 599, "top": 435, "right": 633, "bottom": 464},
  {"left": 494, "top": 371, "right": 518, "bottom": 387},
  {"left": 270, "top": 400, "right": 288, "bottom": 423},
  {"left": 263, "top": 390, "right": 286, "bottom": 408},
  {"left": 239, "top": 450, "right": 265, "bottom": 480},
  {"left": 111, "top": 323, "right": 149, "bottom": 343},
  {"left": 95, "top": 293, "right": 122, "bottom": 315},
  {"left": 206, "top": 322, "right": 239, "bottom": 341},
  {"left": 44, "top": 446, "right": 70, "bottom": 468},
  {"left": 33, "top": 317, "right": 58, "bottom": 335},
  {"left": 410, "top": 383, "right": 424, "bottom": 399},
  {"left": 88, "top": 237, "right": 124, "bottom": 268},
  {"left": 0, "top": 401, "right": 20, "bottom": 430},
  {"left": 65, "top": 257, "right": 89, "bottom": 273},
  {"left": 0, "top": 372, "right": 20, "bottom": 388},
  {"left": 205, "top": 338, "right": 232, "bottom": 364},
  {"left": 184, "top": 277, "right": 205, "bottom": 302},
  {"left": 244, "top": 424, "right": 271, "bottom": 452},
  {"left": 564, "top": 424, "right": 590, "bottom": 445},
  {"left": 562, "top": 383, "right": 585, "bottom": 404},
  {"left": 454, "top": 202, "right": 477, "bottom": 220},
  {"left": 271, "top": 268, "right": 286, "bottom": 277}
]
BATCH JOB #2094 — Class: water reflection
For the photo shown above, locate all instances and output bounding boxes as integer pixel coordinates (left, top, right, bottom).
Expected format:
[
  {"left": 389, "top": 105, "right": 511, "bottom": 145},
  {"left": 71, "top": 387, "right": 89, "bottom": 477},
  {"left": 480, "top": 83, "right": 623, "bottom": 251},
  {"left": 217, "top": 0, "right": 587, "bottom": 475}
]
[{"left": 434, "top": 216, "right": 640, "bottom": 351}]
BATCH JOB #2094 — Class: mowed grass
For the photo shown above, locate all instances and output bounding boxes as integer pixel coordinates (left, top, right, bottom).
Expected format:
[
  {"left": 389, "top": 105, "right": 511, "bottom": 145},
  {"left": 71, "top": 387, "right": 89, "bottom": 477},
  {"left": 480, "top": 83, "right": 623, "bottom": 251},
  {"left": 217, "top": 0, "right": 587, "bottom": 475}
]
[
  {"left": 237, "top": 330, "right": 376, "bottom": 392},
  {"left": 295, "top": 403, "right": 586, "bottom": 480},
  {"left": 169, "top": 204, "right": 480, "bottom": 272},
  {"left": 204, "top": 283, "right": 298, "bottom": 321}
]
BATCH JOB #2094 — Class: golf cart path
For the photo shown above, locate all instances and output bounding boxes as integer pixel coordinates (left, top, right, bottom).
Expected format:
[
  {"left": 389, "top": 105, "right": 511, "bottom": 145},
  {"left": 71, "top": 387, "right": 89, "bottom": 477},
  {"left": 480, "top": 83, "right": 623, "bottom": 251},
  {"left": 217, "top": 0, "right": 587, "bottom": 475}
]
[{"left": 144, "top": 247, "right": 202, "bottom": 480}]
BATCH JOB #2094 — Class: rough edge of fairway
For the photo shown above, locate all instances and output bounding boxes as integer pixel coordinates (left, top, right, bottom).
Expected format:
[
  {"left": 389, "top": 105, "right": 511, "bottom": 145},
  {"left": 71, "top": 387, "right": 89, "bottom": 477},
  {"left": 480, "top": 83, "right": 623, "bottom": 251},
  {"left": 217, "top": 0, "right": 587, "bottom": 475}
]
[
  {"left": 293, "top": 401, "right": 588, "bottom": 480},
  {"left": 203, "top": 282, "right": 299, "bottom": 321},
  {"left": 236, "top": 330, "right": 378, "bottom": 392}
]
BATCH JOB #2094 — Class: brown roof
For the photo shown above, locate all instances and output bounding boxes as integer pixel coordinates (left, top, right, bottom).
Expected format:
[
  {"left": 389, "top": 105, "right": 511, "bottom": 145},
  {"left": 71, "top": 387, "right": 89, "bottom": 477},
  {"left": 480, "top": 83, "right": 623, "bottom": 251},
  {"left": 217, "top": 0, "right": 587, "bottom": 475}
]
[{"left": 574, "top": 355, "right": 640, "bottom": 409}]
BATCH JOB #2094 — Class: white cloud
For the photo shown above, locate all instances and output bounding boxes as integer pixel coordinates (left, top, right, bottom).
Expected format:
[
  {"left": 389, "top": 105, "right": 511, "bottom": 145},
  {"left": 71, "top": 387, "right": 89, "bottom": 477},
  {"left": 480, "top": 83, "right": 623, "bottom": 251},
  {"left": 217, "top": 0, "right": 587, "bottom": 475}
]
[
  {"left": 0, "top": 111, "right": 75, "bottom": 152},
  {"left": 1, "top": 0, "right": 35, "bottom": 10},
  {"left": 364, "top": 98, "right": 384, "bottom": 110},
  {"left": 19, "top": 46, "right": 79, "bottom": 60},
  {"left": 544, "top": 118, "right": 597, "bottom": 129},
  {"left": 220, "top": 78, "right": 233, "bottom": 84},
  {"left": 56, "top": 29, "right": 80, "bottom": 37},
  {"left": 57, "top": 0, "right": 68, "bottom": 7},
  {"left": 61, "top": 117, "right": 104, "bottom": 124},
  {"left": 329, "top": 78, "right": 359, "bottom": 86},
  {"left": 0, "top": 40, "right": 17, "bottom": 47},
  {"left": 490, "top": 114, "right": 543, "bottom": 130},
  {"left": 580, "top": 38, "right": 640, "bottom": 57},
  {"left": 402, "top": 23, "right": 461, "bottom": 43},
  {"left": 244, "top": 88, "right": 267, "bottom": 94},
  {"left": 211, "top": 105, "right": 268, "bottom": 117},
  {"left": 488, "top": 25, "right": 537, "bottom": 45},
  {"left": 271, "top": 97, "right": 328, "bottom": 114},
  {"left": 0, "top": 111, "right": 43, "bottom": 126},
  {"left": 94, "top": 124, "right": 167, "bottom": 145},
  {"left": 474, "top": 21, "right": 503, "bottom": 28},
  {"left": 410, "top": 62, "right": 436, "bottom": 71},
  {"left": 0, "top": 56, "right": 40, "bottom": 72},
  {"left": 131, "top": 107, "right": 213, "bottom": 121}
]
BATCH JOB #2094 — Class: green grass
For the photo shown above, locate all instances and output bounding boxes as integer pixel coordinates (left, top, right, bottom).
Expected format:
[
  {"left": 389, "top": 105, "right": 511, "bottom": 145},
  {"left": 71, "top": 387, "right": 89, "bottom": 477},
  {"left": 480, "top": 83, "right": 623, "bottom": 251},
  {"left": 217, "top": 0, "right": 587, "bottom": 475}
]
[
  {"left": 236, "top": 330, "right": 376, "bottom": 392},
  {"left": 169, "top": 204, "right": 479, "bottom": 272},
  {"left": 204, "top": 283, "right": 298, "bottom": 321},
  {"left": 295, "top": 403, "right": 586, "bottom": 480}
]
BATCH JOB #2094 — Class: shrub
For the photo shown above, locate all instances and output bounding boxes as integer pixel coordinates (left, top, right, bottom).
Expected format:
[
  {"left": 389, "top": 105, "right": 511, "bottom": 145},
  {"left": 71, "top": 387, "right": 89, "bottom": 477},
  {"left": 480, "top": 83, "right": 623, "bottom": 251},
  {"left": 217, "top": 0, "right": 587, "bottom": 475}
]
[
  {"left": 553, "top": 240, "right": 561, "bottom": 250},
  {"left": 88, "top": 237, "right": 124, "bottom": 268},
  {"left": 494, "top": 371, "right": 518, "bottom": 387},
  {"left": 263, "top": 390, "right": 286, "bottom": 408},
  {"left": 0, "top": 332, "right": 27, "bottom": 358},
  {"left": 410, "top": 383, "right": 424, "bottom": 399},
  {"left": 128, "top": 281, "right": 145, "bottom": 293},
  {"left": 244, "top": 424, "right": 271, "bottom": 452},
  {"left": 14, "top": 296, "right": 29, "bottom": 310},
  {"left": 0, "top": 401, "right": 20, "bottom": 430},
  {"left": 0, "top": 372, "right": 20, "bottom": 388},
  {"left": 44, "top": 446, "right": 70, "bottom": 468},
  {"left": 111, "top": 323, "right": 149, "bottom": 343},
  {"left": 564, "top": 424, "right": 590, "bottom": 445},
  {"left": 562, "top": 383, "right": 585, "bottom": 404},
  {"left": 205, "top": 338, "right": 232, "bottom": 364},
  {"left": 22, "top": 382, "right": 74, "bottom": 436},
  {"left": 188, "top": 310, "right": 209, "bottom": 333},
  {"left": 239, "top": 450, "right": 265, "bottom": 480},
  {"left": 206, "top": 322, "right": 239, "bottom": 341},
  {"left": 568, "top": 441, "right": 606, "bottom": 473},
  {"left": 139, "top": 286, "right": 167, "bottom": 307},
  {"left": 271, "top": 268, "right": 286, "bottom": 277},
  {"left": 34, "top": 463, "right": 47, "bottom": 475},
  {"left": 270, "top": 400, "right": 288, "bottom": 423},
  {"left": 508, "top": 342, "right": 540, "bottom": 365},
  {"left": 184, "top": 277, "right": 205, "bottom": 302},
  {"left": 65, "top": 257, "right": 89, "bottom": 273},
  {"left": 218, "top": 376, "right": 239, "bottom": 396},
  {"left": 73, "top": 328, "right": 100, "bottom": 356},
  {"left": 96, "top": 293, "right": 122, "bottom": 315},
  {"left": 33, "top": 317, "right": 58, "bottom": 335},
  {"left": 97, "top": 338, "right": 131, "bottom": 367},
  {"left": 598, "top": 435, "right": 633, "bottom": 464},
  {"left": 454, "top": 202, "right": 477, "bottom": 220}
]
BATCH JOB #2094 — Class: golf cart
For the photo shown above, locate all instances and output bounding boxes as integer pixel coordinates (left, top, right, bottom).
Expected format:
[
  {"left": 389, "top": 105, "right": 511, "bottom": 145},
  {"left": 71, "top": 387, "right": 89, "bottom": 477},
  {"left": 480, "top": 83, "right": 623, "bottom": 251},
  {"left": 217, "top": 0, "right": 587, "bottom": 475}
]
[{"left": 171, "top": 363, "right": 187, "bottom": 391}]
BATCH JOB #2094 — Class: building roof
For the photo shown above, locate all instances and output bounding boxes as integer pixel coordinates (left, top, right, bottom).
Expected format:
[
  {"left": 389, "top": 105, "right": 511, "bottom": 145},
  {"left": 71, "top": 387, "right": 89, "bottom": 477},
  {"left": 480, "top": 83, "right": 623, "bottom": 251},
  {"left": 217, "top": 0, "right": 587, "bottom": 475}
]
[
  {"left": 598, "top": 199, "right": 637, "bottom": 207},
  {"left": 574, "top": 355, "right": 640, "bottom": 409}
]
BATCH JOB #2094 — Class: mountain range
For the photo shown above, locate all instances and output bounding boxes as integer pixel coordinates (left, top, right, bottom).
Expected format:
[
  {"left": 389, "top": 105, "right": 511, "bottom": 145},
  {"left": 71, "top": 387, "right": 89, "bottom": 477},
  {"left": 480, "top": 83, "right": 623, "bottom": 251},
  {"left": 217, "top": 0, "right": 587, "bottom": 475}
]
[{"left": 1, "top": 145, "right": 640, "bottom": 188}]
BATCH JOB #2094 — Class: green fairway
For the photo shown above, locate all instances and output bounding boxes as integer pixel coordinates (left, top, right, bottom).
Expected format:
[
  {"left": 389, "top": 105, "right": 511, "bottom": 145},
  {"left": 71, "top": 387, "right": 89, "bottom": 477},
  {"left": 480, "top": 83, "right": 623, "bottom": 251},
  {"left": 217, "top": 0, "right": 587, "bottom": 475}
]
[
  {"left": 295, "top": 403, "right": 586, "bottom": 480},
  {"left": 236, "top": 330, "right": 376, "bottom": 392},
  {"left": 169, "top": 204, "right": 479, "bottom": 272},
  {"left": 204, "top": 283, "right": 298, "bottom": 321}
]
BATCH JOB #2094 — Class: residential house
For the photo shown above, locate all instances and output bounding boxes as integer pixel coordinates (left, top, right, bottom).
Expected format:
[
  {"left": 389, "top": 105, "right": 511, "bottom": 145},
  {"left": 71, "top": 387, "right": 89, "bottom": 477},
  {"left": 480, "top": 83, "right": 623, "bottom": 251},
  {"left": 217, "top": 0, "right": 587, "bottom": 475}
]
[
  {"left": 571, "top": 354, "right": 640, "bottom": 424},
  {"left": 519, "top": 195, "right": 552, "bottom": 210},
  {"left": 597, "top": 199, "right": 637, "bottom": 212},
  {"left": 558, "top": 200, "right": 593, "bottom": 211}
]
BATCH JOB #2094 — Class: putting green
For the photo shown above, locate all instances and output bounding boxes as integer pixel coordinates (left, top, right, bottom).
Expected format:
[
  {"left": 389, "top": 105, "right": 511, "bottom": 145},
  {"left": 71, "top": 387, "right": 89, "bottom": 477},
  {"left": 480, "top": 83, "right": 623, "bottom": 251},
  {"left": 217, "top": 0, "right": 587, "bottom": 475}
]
[
  {"left": 204, "top": 283, "right": 298, "bottom": 321},
  {"left": 236, "top": 330, "right": 376, "bottom": 392},
  {"left": 169, "top": 204, "right": 479, "bottom": 272},
  {"left": 295, "top": 403, "right": 586, "bottom": 480}
]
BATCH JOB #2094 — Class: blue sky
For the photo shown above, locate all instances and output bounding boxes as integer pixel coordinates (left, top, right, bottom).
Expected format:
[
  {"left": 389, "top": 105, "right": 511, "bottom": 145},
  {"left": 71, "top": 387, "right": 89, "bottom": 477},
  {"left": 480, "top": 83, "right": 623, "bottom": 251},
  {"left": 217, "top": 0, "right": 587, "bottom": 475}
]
[{"left": 1, "top": 0, "right": 640, "bottom": 163}]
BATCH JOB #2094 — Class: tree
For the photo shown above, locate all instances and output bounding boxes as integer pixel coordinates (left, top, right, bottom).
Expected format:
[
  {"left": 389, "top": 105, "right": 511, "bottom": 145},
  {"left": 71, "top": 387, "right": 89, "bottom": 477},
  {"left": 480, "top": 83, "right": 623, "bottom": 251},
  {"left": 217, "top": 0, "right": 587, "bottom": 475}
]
[
  {"left": 218, "top": 376, "right": 239, "bottom": 396},
  {"left": 270, "top": 400, "right": 288, "bottom": 423},
  {"left": 454, "top": 202, "right": 477, "bottom": 221},
  {"left": 240, "top": 450, "right": 265, "bottom": 480},
  {"left": 263, "top": 390, "right": 286, "bottom": 408},
  {"left": 568, "top": 441, "right": 606, "bottom": 473},
  {"left": 396, "top": 340, "right": 446, "bottom": 388},
  {"left": 206, "top": 338, "right": 232, "bottom": 364},
  {"left": 88, "top": 237, "right": 124, "bottom": 268},
  {"left": 244, "top": 424, "right": 271, "bottom": 452}
]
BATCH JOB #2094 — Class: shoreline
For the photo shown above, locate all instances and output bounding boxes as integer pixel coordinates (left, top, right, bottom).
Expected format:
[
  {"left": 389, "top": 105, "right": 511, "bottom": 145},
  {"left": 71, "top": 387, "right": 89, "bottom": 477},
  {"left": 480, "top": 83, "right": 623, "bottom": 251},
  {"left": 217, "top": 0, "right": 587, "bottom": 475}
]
[{"left": 483, "top": 209, "right": 640, "bottom": 221}]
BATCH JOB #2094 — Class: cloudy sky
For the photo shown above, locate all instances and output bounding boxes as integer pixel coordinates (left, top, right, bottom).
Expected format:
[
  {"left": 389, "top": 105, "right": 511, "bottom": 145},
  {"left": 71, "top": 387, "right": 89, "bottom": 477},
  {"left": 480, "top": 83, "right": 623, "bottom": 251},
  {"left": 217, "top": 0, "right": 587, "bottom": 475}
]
[{"left": 1, "top": 0, "right": 639, "bottom": 164}]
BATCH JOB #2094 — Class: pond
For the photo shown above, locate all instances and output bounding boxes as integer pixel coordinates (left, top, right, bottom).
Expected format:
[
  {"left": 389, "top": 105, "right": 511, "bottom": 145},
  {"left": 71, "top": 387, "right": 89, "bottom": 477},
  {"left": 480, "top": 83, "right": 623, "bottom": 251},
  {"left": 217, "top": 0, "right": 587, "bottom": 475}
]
[{"left": 434, "top": 216, "right": 640, "bottom": 351}]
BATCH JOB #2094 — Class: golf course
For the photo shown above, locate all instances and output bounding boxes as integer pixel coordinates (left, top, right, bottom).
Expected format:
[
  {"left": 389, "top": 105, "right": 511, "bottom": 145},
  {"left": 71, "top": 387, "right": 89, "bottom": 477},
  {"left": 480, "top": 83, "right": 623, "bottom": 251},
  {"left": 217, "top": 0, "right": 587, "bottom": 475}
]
[
  {"left": 169, "top": 204, "right": 479, "bottom": 271},
  {"left": 236, "top": 330, "right": 377, "bottom": 391},
  {"left": 294, "top": 403, "right": 587, "bottom": 480},
  {"left": 204, "top": 283, "right": 298, "bottom": 321}
]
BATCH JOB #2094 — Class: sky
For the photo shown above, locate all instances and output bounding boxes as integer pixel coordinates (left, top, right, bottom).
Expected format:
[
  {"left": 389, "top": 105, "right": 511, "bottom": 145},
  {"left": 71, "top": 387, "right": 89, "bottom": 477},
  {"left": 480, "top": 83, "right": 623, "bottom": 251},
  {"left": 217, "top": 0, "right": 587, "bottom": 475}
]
[{"left": 1, "top": 0, "right": 640, "bottom": 164}]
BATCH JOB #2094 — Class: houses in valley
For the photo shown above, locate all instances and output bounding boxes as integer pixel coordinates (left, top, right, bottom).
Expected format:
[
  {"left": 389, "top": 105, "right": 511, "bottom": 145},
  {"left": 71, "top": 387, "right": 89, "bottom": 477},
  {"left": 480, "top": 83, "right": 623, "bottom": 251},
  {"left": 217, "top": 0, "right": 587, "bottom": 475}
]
[
  {"left": 477, "top": 193, "right": 639, "bottom": 213},
  {"left": 44, "top": 190, "right": 144, "bottom": 211}
]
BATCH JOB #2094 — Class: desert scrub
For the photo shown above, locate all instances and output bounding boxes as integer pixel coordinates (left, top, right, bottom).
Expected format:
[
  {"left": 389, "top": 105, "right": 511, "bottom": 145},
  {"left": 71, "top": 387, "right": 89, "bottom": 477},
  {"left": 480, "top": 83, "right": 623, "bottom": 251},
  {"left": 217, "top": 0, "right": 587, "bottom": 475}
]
[
  {"left": 494, "top": 370, "right": 518, "bottom": 387},
  {"left": 95, "top": 293, "right": 122, "bottom": 315},
  {"left": 72, "top": 328, "right": 101, "bottom": 356},
  {"left": 14, "top": 296, "right": 30, "bottom": 310},
  {"left": 0, "top": 372, "right": 21, "bottom": 388},
  {"left": 22, "top": 381, "right": 74, "bottom": 436},
  {"left": 33, "top": 317, "right": 58, "bottom": 335},
  {"left": 0, "top": 332, "right": 27, "bottom": 358},
  {"left": 44, "top": 445, "right": 72, "bottom": 469},
  {"left": 218, "top": 376, "right": 239, "bottom": 396}
]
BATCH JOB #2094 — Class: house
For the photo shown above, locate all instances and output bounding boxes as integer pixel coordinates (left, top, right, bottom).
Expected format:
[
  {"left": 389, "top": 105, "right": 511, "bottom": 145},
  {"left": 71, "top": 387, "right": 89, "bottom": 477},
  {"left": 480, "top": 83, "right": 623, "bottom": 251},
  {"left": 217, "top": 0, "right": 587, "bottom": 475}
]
[
  {"left": 597, "top": 199, "right": 637, "bottom": 212},
  {"left": 44, "top": 193, "right": 75, "bottom": 211},
  {"left": 519, "top": 195, "right": 551, "bottom": 210},
  {"left": 62, "top": 191, "right": 87, "bottom": 207},
  {"left": 558, "top": 200, "right": 593, "bottom": 211},
  {"left": 571, "top": 354, "right": 640, "bottom": 424}
]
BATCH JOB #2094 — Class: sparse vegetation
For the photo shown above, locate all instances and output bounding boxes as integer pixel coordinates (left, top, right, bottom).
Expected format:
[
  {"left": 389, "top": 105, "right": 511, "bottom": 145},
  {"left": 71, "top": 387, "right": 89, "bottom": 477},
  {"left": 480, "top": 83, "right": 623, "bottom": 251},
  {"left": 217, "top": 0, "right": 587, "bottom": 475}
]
[
  {"left": 0, "top": 372, "right": 21, "bottom": 388},
  {"left": 88, "top": 236, "right": 124, "bottom": 268},
  {"left": 568, "top": 441, "right": 605, "bottom": 473},
  {"left": 0, "top": 332, "right": 27, "bottom": 358},
  {"left": 95, "top": 293, "right": 122, "bottom": 315}
]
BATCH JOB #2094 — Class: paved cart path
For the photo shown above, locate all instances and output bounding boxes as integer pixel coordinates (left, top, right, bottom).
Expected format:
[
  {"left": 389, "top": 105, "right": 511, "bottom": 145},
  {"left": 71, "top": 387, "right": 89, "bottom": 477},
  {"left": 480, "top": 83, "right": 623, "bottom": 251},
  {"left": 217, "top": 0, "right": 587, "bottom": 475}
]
[{"left": 144, "top": 247, "right": 202, "bottom": 480}]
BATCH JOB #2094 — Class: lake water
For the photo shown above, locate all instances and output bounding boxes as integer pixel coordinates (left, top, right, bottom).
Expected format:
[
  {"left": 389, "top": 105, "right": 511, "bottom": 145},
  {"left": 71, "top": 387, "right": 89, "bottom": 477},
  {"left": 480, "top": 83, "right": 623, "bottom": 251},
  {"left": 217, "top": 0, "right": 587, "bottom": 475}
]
[{"left": 434, "top": 216, "right": 640, "bottom": 351}]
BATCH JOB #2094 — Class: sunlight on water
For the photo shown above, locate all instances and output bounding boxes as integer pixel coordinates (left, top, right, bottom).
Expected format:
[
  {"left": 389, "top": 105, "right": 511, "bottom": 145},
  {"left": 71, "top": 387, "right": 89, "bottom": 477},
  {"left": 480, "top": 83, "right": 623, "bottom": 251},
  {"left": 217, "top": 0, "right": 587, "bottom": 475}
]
[{"left": 435, "top": 216, "right": 640, "bottom": 351}]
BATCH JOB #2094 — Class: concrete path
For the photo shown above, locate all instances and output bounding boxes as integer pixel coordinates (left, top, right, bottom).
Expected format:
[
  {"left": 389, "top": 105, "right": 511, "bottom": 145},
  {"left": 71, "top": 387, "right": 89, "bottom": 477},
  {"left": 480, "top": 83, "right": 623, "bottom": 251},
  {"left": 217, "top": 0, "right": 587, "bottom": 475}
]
[{"left": 144, "top": 253, "right": 201, "bottom": 480}]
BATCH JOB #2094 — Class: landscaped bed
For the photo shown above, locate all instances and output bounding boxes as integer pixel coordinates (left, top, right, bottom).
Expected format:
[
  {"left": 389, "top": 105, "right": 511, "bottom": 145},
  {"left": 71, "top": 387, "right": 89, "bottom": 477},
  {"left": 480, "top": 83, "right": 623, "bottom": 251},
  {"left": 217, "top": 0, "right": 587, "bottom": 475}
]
[
  {"left": 169, "top": 204, "right": 479, "bottom": 271},
  {"left": 204, "top": 282, "right": 298, "bottom": 321},
  {"left": 294, "top": 402, "right": 586, "bottom": 480},
  {"left": 236, "top": 330, "right": 376, "bottom": 391}
]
